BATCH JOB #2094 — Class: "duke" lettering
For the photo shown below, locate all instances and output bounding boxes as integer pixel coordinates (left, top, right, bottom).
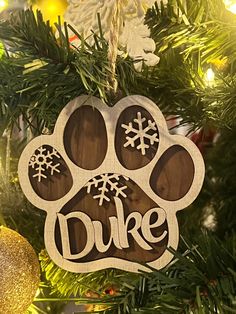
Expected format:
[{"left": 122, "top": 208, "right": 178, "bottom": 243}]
[{"left": 57, "top": 197, "right": 167, "bottom": 259}]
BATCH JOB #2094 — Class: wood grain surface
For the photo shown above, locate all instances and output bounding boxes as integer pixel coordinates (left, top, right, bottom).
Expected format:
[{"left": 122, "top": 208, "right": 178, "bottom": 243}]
[{"left": 19, "top": 95, "right": 205, "bottom": 273}]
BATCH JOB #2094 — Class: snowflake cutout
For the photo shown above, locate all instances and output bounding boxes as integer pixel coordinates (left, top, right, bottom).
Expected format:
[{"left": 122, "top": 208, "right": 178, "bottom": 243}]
[
  {"left": 29, "top": 146, "right": 61, "bottom": 182},
  {"left": 121, "top": 112, "right": 159, "bottom": 155},
  {"left": 85, "top": 174, "right": 129, "bottom": 206}
]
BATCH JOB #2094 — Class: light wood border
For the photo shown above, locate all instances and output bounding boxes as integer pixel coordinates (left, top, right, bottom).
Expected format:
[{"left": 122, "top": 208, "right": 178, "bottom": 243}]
[{"left": 18, "top": 95, "right": 205, "bottom": 273}]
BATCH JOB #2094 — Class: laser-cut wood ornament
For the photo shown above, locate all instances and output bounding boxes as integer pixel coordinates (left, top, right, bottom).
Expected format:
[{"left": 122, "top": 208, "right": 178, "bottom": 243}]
[{"left": 18, "top": 95, "right": 205, "bottom": 273}]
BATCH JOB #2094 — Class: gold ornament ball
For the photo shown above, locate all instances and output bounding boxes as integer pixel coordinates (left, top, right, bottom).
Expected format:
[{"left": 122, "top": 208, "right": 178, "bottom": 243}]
[
  {"left": 33, "top": 0, "right": 68, "bottom": 25},
  {"left": 0, "top": 226, "right": 40, "bottom": 314}
]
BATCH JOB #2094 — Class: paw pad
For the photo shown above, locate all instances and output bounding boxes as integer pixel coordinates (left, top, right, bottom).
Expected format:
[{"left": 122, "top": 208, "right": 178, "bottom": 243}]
[{"left": 18, "top": 95, "right": 205, "bottom": 273}]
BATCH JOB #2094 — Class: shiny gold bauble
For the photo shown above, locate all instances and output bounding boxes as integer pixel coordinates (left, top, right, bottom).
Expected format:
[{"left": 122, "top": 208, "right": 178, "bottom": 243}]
[
  {"left": 33, "top": 0, "right": 68, "bottom": 25},
  {"left": 0, "top": 226, "right": 40, "bottom": 314}
]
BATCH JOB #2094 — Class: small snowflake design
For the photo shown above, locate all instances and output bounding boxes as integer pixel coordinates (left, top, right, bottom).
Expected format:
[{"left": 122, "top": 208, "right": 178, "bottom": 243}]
[
  {"left": 85, "top": 174, "right": 129, "bottom": 206},
  {"left": 121, "top": 111, "right": 159, "bottom": 155},
  {"left": 29, "top": 146, "right": 61, "bottom": 182}
]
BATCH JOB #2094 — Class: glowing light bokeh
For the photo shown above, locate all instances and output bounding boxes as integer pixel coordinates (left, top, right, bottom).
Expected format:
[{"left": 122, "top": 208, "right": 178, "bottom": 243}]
[
  {"left": 205, "top": 68, "right": 215, "bottom": 87},
  {"left": 0, "top": 0, "right": 8, "bottom": 12},
  {"left": 224, "top": 0, "right": 236, "bottom": 14}
]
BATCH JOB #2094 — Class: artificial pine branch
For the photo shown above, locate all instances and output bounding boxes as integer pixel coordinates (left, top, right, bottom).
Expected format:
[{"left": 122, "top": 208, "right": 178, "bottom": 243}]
[
  {"left": 39, "top": 250, "right": 129, "bottom": 298},
  {"left": 0, "top": 9, "right": 128, "bottom": 131},
  {"left": 1, "top": 2, "right": 236, "bottom": 313},
  {"left": 2, "top": 4, "right": 236, "bottom": 130},
  {"left": 38, "top": 234, "right": 236, "bottom": 313}
]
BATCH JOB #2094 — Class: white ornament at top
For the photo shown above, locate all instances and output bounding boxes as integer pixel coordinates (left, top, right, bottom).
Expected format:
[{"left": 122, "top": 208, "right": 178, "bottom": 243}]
[
  {"left": 119, "top": 17, "right": 160, "bottom": 71},
  {"left": 64, "top": 0, "right": 160, "bottom": 71}
]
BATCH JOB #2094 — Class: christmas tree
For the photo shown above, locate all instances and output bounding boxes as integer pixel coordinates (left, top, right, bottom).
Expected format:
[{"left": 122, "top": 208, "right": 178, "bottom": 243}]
[{"left": 0, "top": 0, "right": 236, "bottom": 313}]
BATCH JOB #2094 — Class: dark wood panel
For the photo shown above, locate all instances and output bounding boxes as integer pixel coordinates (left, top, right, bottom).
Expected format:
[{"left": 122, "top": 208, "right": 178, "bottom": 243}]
[
  {"left": 115, "top": 105, "right": 159, "bottom": 170},
  {"left": 63, "top": 106, "right": 107, "bottom": 170},
  {"left": 150, "top": 145, "right": 194, "bottom": 201}
]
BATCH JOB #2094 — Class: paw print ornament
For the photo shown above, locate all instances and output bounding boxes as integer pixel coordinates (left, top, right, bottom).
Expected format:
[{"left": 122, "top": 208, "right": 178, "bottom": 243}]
[{"left": 18, "top": 95, "right": 205, "bottom": 273}]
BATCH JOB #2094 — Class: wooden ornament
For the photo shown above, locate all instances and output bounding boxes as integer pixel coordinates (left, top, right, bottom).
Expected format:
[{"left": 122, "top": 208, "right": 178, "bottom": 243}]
[{"left": 18, "top": 95, "right": 205, "bottom": 273}]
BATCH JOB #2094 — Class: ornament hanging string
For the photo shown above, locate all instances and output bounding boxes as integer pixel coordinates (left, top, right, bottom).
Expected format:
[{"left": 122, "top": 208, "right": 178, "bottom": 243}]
[{"left": 107, "top": 0, "right": 123, "bottom": 94}]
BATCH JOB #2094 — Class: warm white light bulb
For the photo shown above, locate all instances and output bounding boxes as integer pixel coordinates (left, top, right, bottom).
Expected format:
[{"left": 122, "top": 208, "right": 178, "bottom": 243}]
[
  {"left": 205, "top": 68, "right": 215, "bottom": 86},
  {"left": 224, "top": 0, "right": 236, "bottom": 14},
  {"left": 0, "top": 0, "right": 7, "bottom": 10},
  {"left": 0, "top": 0, "right": 6, "bottom": 8}
]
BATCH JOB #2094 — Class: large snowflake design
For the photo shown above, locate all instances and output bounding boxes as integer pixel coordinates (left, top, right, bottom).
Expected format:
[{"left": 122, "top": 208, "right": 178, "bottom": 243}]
[
  {"left": 85, "top": 174, "right": 129, "bottom": 206},
  {"left": 121, "top": 112, "right": 159, "bottom": 155},
  {"left": 29, "top": 146, "right": 61, "bottom": 182}
]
